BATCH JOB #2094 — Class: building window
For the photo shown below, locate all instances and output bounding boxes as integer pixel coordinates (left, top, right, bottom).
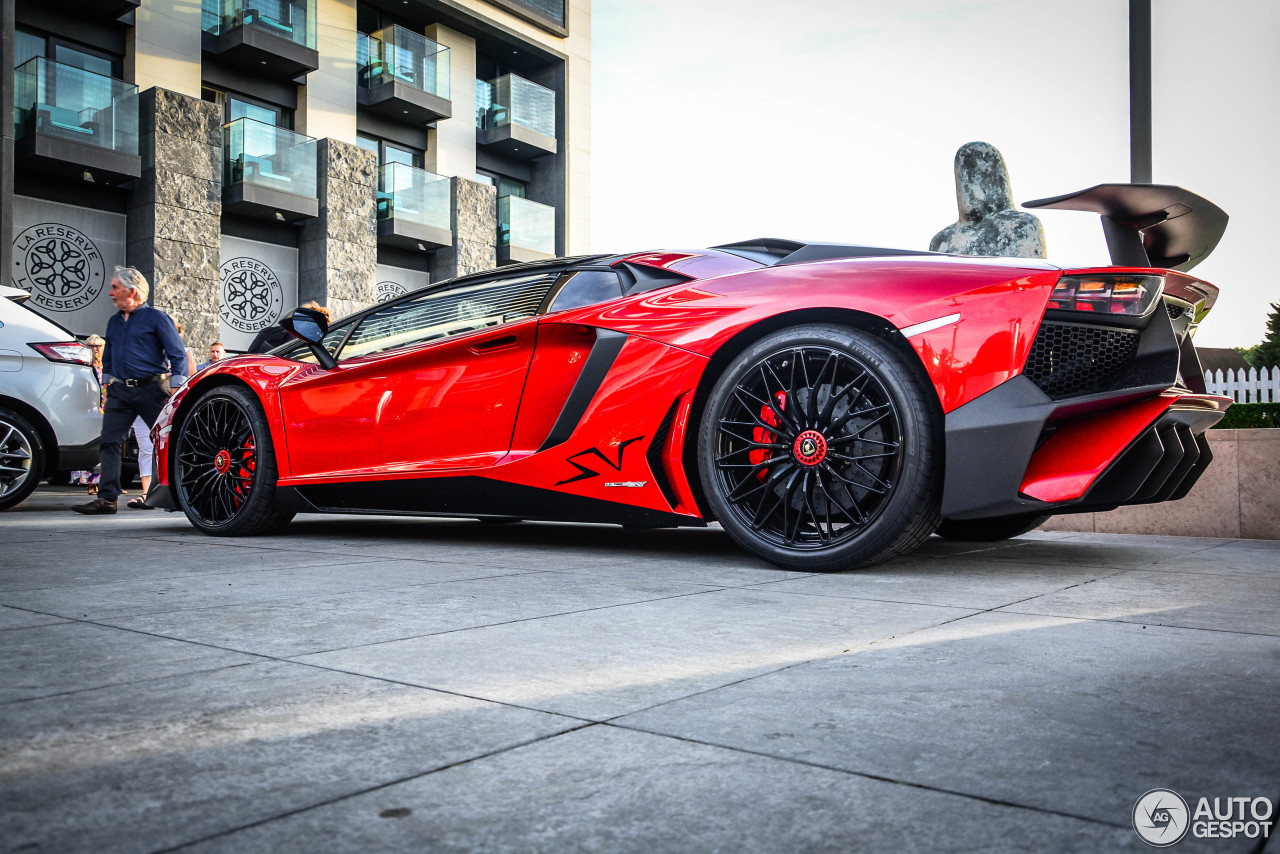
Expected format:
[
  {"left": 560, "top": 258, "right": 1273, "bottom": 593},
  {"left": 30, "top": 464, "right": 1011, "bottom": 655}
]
[
  {"left": 476, "top": 171, "right": 525, "bottom": 199},
  {"left": 357, "top": 134, "right": 424, "bottom": 168},
  {"left": 14, "top": 30, "right": 45, "bottom": 68},
  {"left": 203, "top": 87, "right": 293, "bottom": 129},
  {"left": 14, "top": 29, "right": 121, "bottom": 77}
]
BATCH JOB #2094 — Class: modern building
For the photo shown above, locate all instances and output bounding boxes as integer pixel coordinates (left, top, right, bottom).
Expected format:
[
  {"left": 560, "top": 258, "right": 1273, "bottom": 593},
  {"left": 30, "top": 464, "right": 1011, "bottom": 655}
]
[{"left": 1, "top": 0, "right": 589, "bottom": 353}]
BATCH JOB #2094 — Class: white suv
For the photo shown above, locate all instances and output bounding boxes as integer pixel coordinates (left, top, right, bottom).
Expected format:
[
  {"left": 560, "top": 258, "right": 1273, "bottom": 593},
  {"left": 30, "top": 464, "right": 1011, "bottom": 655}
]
[{"left": 0, "top": 286, "right": 102, "bottom": 511}]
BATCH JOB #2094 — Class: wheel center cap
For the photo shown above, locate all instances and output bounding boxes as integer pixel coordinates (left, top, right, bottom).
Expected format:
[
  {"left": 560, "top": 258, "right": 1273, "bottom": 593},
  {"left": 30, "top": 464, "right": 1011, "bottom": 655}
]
[
  {"left": 213, "top": 449, "right": 232, "bottom": 474},
  {"left": 793, "top": 430, "right": 827, "bottom": 466}
]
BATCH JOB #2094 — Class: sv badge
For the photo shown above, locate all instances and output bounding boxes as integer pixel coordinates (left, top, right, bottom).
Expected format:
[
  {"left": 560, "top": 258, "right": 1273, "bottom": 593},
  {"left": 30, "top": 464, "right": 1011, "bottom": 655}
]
[{"left": 556, "top": 436, "right": 645, "bottom": 486}]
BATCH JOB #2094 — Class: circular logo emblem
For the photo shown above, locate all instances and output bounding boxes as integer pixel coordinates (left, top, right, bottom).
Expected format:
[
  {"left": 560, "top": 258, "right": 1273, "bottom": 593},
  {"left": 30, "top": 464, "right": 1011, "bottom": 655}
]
[
  {"left": 793, "top": 430, "right": 828, "bottom": 466},
  {"left": 1133, "top": 789, "right": 1190, "bottom": 847},
  {"left": 376, "top": 280, "right": 409, "bottom": 303},
  {"left": 12, "top": 223, "right": 106, "bottom": 312},
  {"left": 219, "top": 257, "right": 284, "bottom": 333},
  {"left": 213, "top": 449, "right": 232, "bottom": 474}
]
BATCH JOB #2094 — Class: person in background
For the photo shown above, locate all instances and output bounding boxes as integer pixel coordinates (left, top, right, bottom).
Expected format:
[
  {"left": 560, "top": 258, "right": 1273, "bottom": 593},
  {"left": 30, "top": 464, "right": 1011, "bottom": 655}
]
[
  {"left": 196, "top": 342, "right": 227, "bottom": 373},
  {"left": 73, "top": 267, "right": 187, "bottom": 515},
  {"left": 249, "top": 301, "right": 330, "bottom": 353},
  {"left": 71, "top": 335, "right": 106, "bottom": 490},
  {"left": 127, "top": 319, "right": 197, "bottom": 508},
  {"left": 175, "top": 321, "right": 198, "bottom": 378}
]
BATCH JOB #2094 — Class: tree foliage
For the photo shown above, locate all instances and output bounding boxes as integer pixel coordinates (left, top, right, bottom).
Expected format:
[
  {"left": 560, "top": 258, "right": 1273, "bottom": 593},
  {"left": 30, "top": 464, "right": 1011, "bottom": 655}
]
[{"left": 1241, "top": 302, "right": 1280, "bottom": 369}]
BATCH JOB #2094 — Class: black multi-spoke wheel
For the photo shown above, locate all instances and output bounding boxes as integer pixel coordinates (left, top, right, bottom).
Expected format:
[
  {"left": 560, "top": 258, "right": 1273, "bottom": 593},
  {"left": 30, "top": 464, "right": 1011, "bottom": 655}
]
[
  {"left": 0, "top": 407, "right": 44, "bottom": 512},
  {"left": 173, "top": 386, "right": 293, "bottom": 536},
  {"left": 698, "top": 325, "right": 942, "bottom": 571}
]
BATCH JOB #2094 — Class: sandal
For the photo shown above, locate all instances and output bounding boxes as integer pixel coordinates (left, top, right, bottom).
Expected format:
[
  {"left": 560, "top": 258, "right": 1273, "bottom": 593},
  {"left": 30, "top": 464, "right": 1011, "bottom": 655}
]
[{"left": 126, "top": 497, "right": 156, "bottom": 510}]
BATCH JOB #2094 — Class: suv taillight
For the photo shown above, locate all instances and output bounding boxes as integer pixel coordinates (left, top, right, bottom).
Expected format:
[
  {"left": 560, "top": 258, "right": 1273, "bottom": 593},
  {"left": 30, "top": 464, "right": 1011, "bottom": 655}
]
[
  {"left": 1047, "top": 274, "right": 1164, "bottom": 316},
  {"left": 29, "top": 342, "right": 93, "bottom": 366}
]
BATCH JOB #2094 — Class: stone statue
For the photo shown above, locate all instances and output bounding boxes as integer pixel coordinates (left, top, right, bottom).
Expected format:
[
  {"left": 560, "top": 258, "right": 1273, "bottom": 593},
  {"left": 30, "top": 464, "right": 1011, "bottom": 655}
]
[{"left": 930, "top": 141, "right": 1046, "bottom": 259}]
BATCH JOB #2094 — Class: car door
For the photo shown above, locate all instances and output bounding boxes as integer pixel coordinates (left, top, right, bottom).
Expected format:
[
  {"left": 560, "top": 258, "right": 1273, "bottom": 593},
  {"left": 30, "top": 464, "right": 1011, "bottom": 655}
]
[{"left": 278, "top": 271, "right": 555, "bottom": 479}]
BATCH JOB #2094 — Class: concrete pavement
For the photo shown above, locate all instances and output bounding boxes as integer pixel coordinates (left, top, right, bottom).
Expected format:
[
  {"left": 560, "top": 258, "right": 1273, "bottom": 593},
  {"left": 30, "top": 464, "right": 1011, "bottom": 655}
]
[{"left": 2, "top": 486, "right": 1278, "bottom": 853}]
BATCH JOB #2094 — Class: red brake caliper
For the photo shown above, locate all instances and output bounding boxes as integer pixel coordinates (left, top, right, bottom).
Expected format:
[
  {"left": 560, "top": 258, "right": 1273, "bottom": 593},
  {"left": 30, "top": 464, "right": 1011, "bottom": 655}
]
[{"left": 750, "top": 391, "right": 787, "bottom": 481}]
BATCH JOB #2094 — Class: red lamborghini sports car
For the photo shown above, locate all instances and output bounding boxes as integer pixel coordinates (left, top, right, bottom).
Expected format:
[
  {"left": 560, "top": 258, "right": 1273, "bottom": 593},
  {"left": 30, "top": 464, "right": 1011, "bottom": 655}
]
[{"left": 148, "top": 184, "right": 1231, "bottom": 571}]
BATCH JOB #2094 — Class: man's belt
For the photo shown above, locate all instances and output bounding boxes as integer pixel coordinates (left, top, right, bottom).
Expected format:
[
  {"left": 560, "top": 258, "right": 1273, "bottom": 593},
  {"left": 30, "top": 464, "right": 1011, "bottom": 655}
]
[{"left": 120, "top": 373, "right": 166, "bottom": 388}]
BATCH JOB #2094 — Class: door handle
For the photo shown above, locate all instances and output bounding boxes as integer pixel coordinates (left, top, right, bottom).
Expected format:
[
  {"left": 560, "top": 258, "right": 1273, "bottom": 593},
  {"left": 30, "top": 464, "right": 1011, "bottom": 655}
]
[{"left": 468, "top": 334, "right": 519, "bottom": 354}]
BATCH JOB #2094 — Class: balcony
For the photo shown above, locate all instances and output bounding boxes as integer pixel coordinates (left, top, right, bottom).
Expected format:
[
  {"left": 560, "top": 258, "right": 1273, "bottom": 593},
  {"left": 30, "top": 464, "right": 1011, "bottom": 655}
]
[
  {"left": 58, "top": 0, "right": 140, "bottom": 20},
  {"left": 376, "top": 164, "right": 452, "bottom": 250},
  {"left": 222, "top": 118, "right": 318, "bottom": 222},
  {"left": 203, "top": 0, "right": 318, "bottom": 79},
  {"left": 476, "top": 74, "right": 557, "bottom": 160},
  {"left": 498, "top": 196, "right": 555, "bottom": 264},
  {"left": 358, "top": 27, "right": 451, "bottom": 126},
  {"left": 12, "top": 58, "right": 141, "bottom": 184}
]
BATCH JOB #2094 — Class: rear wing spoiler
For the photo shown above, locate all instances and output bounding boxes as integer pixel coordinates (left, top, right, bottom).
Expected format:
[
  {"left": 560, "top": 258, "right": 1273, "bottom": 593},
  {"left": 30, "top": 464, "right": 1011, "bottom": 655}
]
[{"left": 1023, "top": 184, "right": 1227, "bottom": 272}]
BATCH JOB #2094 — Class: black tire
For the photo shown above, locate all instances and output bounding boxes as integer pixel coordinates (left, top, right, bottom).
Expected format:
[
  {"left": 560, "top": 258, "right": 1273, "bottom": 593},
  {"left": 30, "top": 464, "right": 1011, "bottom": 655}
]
[
  {"left": 172, "top": 385, "right": 294, "bottom": 536},
  {"left": 934, "top": 513, "right": 1052, "bottom": 542},
  {"left": 698, "top": 325, "right": 942, "bottom": 571},
  {"left": 0, "top": 407, "right": 45, "bottom": 512}
]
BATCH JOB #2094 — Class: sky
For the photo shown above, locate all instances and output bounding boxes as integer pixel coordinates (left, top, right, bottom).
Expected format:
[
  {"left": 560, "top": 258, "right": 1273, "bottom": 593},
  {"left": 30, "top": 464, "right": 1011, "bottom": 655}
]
[{"left": 589, "top": 0, "right": 1279, "bottom": 349}]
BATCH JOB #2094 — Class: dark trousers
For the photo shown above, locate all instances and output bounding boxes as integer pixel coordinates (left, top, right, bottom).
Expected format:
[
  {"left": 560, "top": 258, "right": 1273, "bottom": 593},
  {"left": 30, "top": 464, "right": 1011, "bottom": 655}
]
[{"left": 99, "top": 382, "right": 168, "bottom": 502}]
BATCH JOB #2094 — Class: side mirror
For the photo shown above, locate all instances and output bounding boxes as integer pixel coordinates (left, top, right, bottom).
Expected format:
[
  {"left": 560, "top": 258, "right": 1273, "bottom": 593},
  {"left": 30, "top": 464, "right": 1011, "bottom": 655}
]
[{"left": 280, "top": 307, "right": 337, "bottom": 369}]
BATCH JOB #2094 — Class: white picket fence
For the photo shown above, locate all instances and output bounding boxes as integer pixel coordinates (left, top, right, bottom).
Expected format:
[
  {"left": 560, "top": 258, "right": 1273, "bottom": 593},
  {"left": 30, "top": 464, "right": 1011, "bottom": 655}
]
[{"left": 1205, "top": 366, "right": 1280, "bottom": 403}]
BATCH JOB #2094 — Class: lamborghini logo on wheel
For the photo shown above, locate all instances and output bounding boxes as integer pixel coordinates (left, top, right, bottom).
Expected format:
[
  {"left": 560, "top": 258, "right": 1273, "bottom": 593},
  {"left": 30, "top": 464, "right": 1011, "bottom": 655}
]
[{"left": 556, "top": 437, "right": 645, "bottom": 486}]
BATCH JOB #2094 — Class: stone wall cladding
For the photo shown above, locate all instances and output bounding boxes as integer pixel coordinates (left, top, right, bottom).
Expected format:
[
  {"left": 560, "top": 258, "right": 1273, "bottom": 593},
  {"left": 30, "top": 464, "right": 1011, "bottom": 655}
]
[
  {"left": 299, "top": 139, "right": 377, "bottom": 316},
  {"left": 431, "top": 177, "right": 496, "bottom": 281},
  {"left": 128, "top": 88, "right": 223, "bottom": 353}
]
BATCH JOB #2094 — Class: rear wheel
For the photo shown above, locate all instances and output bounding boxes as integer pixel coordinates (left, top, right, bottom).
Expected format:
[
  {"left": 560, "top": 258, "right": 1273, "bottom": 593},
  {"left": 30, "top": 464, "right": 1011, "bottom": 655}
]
[
  {"left": 698, "top": 325, "right": 942, "bottom": 571},
  {"left": 934, "top": 513, "right": 1051, "bottom": 542},
  {"left": 0, "top": 408, "right": 44, "bottom": 512},
  {"left": 173, "top": 386, "right": 294, "bottom": 535}
]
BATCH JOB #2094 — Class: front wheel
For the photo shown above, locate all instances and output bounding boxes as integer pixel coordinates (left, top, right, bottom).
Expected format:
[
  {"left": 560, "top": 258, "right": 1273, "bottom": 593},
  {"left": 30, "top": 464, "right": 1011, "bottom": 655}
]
[
  {"left": 0, "top": 408, "right": 45, "bottom": 512},
  {"left": 173, "top": 386, "right": 294, "bottom": 535},
  {"left": 698, "top": 325, "right": 942, "bottom": 571}
]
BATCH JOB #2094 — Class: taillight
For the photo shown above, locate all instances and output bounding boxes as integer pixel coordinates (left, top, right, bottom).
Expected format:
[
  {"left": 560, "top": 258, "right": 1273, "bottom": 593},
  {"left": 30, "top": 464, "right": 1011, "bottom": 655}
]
[
  {"left": 29, "top": 342, "right": 93, "bottom": 366},
  {"left": 1047, "top": 274, "right": 1163, "bottom": 316}
]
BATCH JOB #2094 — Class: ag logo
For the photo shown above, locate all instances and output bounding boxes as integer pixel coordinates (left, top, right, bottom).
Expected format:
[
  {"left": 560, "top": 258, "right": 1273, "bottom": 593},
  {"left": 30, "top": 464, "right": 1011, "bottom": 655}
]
[
  {"left": 220, "top": 256, "right": 284, "bottom": 333},
  {"left": 376, "top": 280, "right": 409, "bottom": 303},
  {"left": 1133, "top": 789, "right": 1190, "bottom": 847},
  {"left": 12, "top": 223, "right": 106, "bottom": 312}
]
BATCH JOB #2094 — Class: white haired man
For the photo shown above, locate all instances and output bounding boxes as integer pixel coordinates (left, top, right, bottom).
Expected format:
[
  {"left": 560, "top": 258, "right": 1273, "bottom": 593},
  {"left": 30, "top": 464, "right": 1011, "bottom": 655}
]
[{"left": 73, "top": 267, "right": 188, "bottom": 515}]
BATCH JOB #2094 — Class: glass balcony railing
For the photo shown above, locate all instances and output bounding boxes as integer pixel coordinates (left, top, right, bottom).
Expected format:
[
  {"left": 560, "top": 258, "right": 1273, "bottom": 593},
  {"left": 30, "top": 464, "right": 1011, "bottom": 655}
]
[
  {"left": 204, "top": 0, "right": 316, "bottom": 49},
  {"left": 358, "top": 26, "right": 449, "bottom": 99},
  {"left": 498, "top": 196, "right": 554, "bottom": 256},
  {"left": 13, "top": 58, "right": 139, "bottom": 155},
  {"left": 223, "top": 117, "right": 317, "bottom": 199},
  {"left": 377, "top": 163, "right": 450, "bottom": 231},
  {"left": 477, "top": 74, "right": 555, "bottom": 138}
]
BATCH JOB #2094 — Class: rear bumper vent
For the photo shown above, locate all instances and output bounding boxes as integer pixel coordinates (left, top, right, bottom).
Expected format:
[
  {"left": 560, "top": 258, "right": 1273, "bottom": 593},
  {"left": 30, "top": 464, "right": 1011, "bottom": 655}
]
[{"left": 1024, "top": 321, "right": 1141, "bottom": 399}]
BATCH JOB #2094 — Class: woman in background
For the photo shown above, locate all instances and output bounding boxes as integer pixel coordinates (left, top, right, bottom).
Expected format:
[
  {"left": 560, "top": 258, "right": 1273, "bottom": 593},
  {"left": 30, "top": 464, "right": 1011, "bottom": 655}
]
[
  {"left": 72, "top": 335, "right": 105, "bottom": 490},
  {"left": 126, "top": 323, "right": 194, "bottom": 509}
]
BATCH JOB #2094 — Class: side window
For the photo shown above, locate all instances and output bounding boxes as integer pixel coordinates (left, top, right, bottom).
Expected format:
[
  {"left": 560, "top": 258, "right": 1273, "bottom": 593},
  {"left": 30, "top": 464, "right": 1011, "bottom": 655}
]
[
  {"left": 544, "top": 270, "right": 624, "bottom": 314},
  {"left": 340, "top": 273, "right": 555, "bottom": 359}
]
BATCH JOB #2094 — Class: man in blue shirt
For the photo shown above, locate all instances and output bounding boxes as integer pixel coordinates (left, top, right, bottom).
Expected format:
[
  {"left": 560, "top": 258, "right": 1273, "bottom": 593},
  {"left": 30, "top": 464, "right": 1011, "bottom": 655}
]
[{"left": 74, "top": 267, "right": 188, "bottom": 515}]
